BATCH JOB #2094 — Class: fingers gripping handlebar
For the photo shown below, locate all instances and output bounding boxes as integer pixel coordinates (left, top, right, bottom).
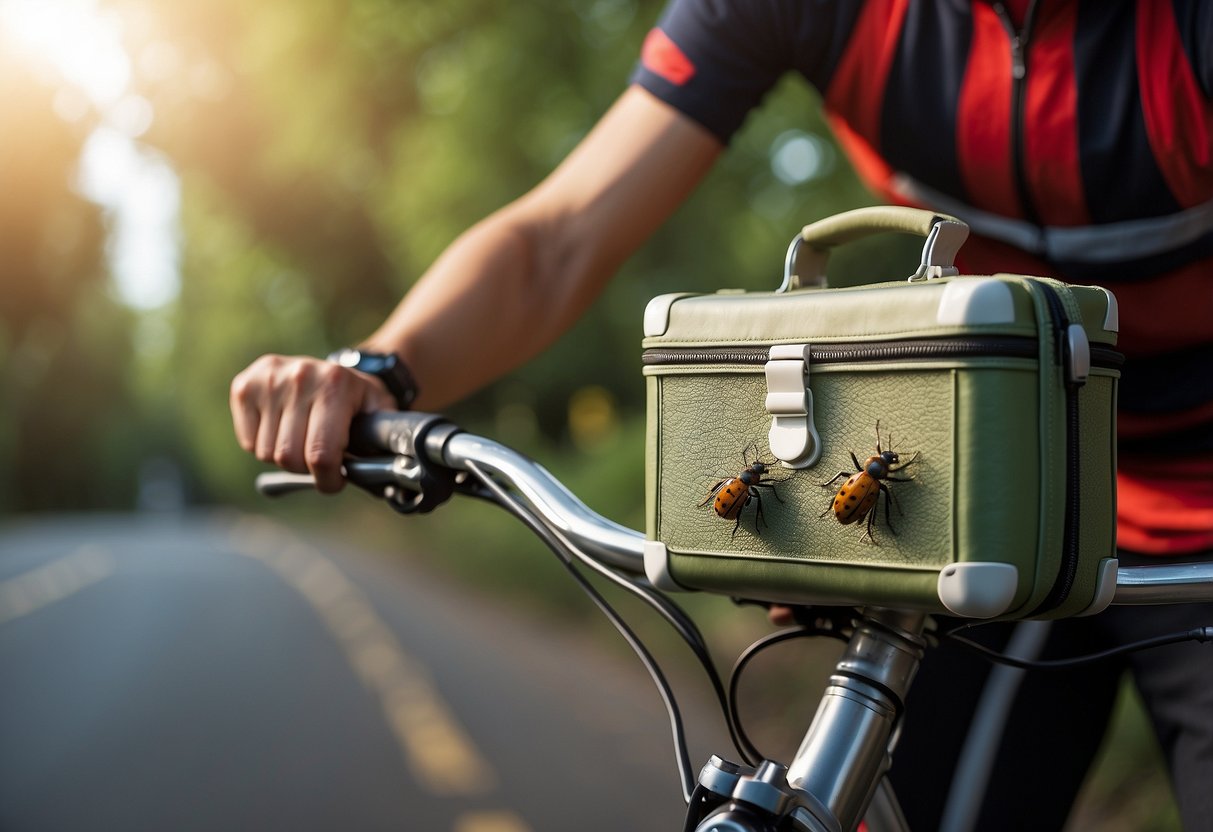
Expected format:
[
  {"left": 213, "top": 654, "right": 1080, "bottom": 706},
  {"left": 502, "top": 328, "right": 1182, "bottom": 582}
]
[{"left": 255, "top": 411, "right": 463, "bottom": 514}]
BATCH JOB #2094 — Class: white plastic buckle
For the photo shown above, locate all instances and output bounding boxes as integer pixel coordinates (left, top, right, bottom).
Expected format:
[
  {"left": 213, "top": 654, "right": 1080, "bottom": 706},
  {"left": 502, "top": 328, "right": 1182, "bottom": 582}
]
[{"left": 764, "top": 344, "right": 821, "bottom": 468}]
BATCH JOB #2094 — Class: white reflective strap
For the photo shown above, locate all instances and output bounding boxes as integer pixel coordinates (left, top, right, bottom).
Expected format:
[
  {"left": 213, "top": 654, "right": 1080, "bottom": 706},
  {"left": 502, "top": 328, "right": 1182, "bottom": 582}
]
[{"left": 890, "top": 173, "right": 1213, "bottom": 264}]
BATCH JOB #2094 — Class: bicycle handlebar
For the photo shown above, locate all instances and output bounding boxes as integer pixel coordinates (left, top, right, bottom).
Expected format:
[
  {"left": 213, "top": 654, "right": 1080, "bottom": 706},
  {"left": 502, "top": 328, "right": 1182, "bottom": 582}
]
[{"left": 255, "top": 410, "right": 1213, "bottom": 605}]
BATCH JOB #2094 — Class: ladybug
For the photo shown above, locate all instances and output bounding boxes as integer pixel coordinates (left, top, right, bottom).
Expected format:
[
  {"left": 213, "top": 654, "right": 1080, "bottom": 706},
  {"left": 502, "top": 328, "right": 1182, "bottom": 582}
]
[
  {"left": 700, "top": 447, "right": 786, "bottom": 537},
  {"left": 820, "top": 422, "right": 919, "bottom": 543}
]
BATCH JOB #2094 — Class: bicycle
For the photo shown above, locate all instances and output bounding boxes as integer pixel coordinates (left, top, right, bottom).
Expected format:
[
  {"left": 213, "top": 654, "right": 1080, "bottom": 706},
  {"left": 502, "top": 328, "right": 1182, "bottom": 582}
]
[{"left": 257, "top": 410, "right": 1213, "bottom": 832}]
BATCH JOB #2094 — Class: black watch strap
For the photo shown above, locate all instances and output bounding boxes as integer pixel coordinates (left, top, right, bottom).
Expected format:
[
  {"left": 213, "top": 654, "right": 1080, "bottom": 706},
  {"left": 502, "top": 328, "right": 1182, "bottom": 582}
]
[{"left": 327, "top": 348, "right": 419, "bottom": 410}]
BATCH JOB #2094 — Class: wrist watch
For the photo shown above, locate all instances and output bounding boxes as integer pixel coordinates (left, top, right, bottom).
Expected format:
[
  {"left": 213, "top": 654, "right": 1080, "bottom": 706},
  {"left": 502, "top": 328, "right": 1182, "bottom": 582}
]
[{"left": 327, "top": 348, "right": 419, "bottom": 410}]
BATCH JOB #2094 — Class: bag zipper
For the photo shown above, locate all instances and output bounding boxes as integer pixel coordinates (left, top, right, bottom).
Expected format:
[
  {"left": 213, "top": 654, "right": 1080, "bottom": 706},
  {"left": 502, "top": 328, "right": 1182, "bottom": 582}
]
[
  {"left": 642, "top": 337, "right": 1123, "bottom": 369},
  {"left": 1027, "top": 284, "right": 1084, "bottom": 616}
]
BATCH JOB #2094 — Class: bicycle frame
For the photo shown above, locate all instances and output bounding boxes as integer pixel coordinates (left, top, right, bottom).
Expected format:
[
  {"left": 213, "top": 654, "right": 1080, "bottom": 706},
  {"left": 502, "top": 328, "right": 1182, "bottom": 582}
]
[{"left": 256, "top": 411, "right": 1213, "bottom": 832}]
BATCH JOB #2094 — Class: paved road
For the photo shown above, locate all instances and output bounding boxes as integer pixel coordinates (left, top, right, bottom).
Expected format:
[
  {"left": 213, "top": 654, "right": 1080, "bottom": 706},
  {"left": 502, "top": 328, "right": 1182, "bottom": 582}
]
[{"left": 0, "top": 512, "right": 718, "bottom": 832}]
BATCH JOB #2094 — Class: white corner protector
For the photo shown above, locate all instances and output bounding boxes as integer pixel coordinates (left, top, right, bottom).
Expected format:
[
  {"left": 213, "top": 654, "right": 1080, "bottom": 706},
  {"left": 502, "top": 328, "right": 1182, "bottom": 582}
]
[
  {"left": 937, "top": 562, "right": 1019, "bottom": 619},
  {"left": 644, "top": 293, "right": 694, "bottom": 337},
  {"left": 936, "top": 279, "right": 1016, "bottom": 326},
  {"left": 644, "top": 540, "right": 687, "bottom": 592},
  {"left": 1074, "top": 558, "right": 1119, "bottom": 617},
  {"left": 1096, "top": 287, "right": 1120, "bottom": 333}
]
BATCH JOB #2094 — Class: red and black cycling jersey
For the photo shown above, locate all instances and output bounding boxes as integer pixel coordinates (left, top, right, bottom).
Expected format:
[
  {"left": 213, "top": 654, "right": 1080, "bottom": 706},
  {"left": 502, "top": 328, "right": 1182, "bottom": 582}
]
[{"left": 631, "top": 0, "right": 1213, "bottom": 555}]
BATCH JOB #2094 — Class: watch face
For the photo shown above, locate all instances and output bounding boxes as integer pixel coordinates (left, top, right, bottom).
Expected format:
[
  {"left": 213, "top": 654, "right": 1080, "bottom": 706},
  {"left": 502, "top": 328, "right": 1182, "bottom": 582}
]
[
  {"left": 361, "top": 353, "right": 390, "bottom": 374},
  {"left": 329, "top": 349, "right": 416, "bottom": 408},
  {"left": 334, "top": 349, "right": 387, "bottom": 374},
  {"left": 332, "top": 349, "right": 363, "bottom": 369}
]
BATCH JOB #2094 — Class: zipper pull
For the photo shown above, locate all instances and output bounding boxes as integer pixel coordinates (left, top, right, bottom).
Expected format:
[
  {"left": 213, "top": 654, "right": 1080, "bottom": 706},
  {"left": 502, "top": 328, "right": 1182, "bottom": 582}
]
[
  {"left": 993, "top": 0, "right": 1036, "bottom": 79},
  {"left": 1065, "top": 324, "right": 1090, "bottom": 386},
  {"left": 1010, "top": 35, "right": 1026, "bottom": 79}
]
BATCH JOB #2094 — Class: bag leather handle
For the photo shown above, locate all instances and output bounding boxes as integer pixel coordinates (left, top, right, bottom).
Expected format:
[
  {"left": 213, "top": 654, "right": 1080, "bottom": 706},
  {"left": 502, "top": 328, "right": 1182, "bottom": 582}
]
[{"left": 780, "top": 206, "right": 970, "bottom": 292}]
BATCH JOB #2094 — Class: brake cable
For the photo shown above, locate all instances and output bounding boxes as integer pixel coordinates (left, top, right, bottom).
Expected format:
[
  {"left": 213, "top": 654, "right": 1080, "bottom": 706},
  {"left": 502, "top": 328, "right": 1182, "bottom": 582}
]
[
  {"left": 464, "top": 459, "right": 750, "bottom": 802},
  {"left": 939, "top": 623, "right": 1213, "bottom": 670}
]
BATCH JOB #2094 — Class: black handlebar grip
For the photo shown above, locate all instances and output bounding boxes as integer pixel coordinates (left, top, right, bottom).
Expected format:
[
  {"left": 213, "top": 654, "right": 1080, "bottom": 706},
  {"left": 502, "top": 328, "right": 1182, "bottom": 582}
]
[
  {"left": 348, "top": 411, "right": 449, "bottom": 458},
  {"left": 348, "top": 411, "right": 462, "bottom": 514}
]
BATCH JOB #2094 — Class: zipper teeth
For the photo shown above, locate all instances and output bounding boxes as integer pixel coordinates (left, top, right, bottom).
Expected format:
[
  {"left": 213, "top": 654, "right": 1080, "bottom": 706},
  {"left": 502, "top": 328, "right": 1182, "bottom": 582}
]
[
  {"left": 641, "top": 348, "right": 769, "bottom": 365},
  {"left": 811, "top": 339, "right": 1033, "bottom": 361},
  {"left": 1033, "top": 283, "right": 1081, "bottom": 615},
  {"left": 642, "top": 339, "right": 1124, "bottom": 368},
  {"left": 1091, "top": 345, "right": 1125, "bottom": 368},
  {"left": 644, "top": 337, "right": 1041, "bottom": 366}
]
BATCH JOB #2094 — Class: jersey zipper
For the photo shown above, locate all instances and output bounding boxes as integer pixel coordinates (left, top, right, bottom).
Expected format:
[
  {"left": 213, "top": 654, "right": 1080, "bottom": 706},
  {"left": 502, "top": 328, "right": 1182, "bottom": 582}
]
[{"left": 992, "top": 0, "right": 1043, "bottom": 232}]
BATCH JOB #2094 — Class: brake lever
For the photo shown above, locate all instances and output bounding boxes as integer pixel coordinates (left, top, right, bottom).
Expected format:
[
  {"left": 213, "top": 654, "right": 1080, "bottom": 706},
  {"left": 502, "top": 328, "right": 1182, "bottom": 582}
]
[
  {"left": 254, "top": 458, "right": 411, "bottom": 499},
  {"left": 256, "top": 453, "right": 476, "bottom": 515},
  {"left": 255, "top": 414, "right": 500, "bottom": 513},
  {"left": 255, "top": 471, "right": 325, "bottom": 497}
]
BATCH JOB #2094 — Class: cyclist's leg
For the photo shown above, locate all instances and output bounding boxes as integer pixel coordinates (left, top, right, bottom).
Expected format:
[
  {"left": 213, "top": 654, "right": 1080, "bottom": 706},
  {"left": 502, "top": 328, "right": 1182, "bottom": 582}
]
[
  {"left": 1110, "top": 552, "right": 1213, "bottom": 828},
  {"left": 888, "top": 617, "right": 1123, "bottom": 831}
]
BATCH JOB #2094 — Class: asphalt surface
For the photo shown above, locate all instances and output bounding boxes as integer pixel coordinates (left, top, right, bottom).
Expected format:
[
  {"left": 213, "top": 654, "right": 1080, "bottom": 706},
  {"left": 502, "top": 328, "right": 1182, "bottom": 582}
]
[{"left": 0, "top": 511, "right": 714, "bottom": 832}]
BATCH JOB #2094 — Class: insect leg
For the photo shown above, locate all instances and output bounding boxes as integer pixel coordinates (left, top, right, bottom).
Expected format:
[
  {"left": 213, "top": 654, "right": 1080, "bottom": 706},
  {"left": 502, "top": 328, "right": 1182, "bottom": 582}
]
[
  {"left": 849, "top": 451, "right": 863, "bottom": 471},
  {"left": 818, "top": 471, "right": 851, "bottom": 488},
  {"left": 753, "top": 490, "right": 766, "bottom": 533},
  {"left": 890, "top": 451, "right": 921, "bottom": 473},
  {"left": 698, "top": 479, "right": 727, "bottom": 507},
  {"left": 886, "top": 484, "right": 905, "bottom": 517},
  {"left": 880, "top": 482, "right": 900, "bottom": 534},
  {"left": 862, "top": 503, "right": 879, "bottom": 545},
  {"left": 754, "top": 481, "right": 784, "bottom": 504}
]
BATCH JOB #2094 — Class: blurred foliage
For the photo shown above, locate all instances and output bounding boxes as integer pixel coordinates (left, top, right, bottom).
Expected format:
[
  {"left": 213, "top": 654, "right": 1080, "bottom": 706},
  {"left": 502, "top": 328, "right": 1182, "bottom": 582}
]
[
  {"left": 0, "top": 44, "right": 142, "bottom": 512},
  {"left": 98, "top": 0, "right": 881, "bottom": 501}
]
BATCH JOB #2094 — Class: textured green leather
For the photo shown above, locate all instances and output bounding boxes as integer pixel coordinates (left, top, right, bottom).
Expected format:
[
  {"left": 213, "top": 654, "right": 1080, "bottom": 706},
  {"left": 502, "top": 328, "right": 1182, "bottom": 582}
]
[
  {"left": 644, "top": 273, "right": 1120, "bottom": 619},
  {"left": 652, "top": 368, "right": 956, "bottom": 567}
]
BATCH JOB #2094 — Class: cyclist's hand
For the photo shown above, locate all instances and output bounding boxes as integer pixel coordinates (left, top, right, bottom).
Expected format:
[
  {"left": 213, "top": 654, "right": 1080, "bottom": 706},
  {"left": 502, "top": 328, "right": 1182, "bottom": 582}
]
[
  {"left": 230, "top": 354, "right": 398, "bottom": 493},
  {"left": 768, "top": 605, "right": 797, "bottom": 627}
]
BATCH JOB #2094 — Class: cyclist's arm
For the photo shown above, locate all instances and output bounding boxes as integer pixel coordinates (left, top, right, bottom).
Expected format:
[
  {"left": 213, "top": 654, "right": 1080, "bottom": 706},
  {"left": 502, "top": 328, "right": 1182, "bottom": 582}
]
[{"left": 231, "top": 86, "right": 722, "bottom": 491}]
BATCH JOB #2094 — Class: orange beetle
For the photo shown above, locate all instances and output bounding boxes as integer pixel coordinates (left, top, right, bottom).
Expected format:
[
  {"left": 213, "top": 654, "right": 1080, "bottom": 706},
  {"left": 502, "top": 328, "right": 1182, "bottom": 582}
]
[
  {"left": 820, "top": 422, "right": 918, "bottom": 543},
  {"left": 700, "top": 448, "right": 785, "bottom": 537}
]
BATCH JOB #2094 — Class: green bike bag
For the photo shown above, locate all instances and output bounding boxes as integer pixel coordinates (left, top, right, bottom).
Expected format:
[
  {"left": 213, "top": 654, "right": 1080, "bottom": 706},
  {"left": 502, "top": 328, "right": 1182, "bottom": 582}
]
[{"left": 642, "top": 207, "right": 1122, "bottom": 620}]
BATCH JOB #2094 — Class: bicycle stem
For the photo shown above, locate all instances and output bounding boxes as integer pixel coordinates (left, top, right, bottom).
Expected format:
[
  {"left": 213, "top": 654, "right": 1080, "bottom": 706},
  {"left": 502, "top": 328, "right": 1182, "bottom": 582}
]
[{"left": 785, "top": 608, "right": 927, "bottom": 831}]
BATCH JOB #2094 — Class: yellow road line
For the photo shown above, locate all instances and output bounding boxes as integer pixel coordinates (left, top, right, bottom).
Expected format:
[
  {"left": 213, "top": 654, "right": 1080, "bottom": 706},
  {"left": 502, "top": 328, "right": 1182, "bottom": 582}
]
[
  {"left": 453, "top": 810, "right": 533, "bottom": 832},
  {"left": 228, "top": 516, "right": 499, "bottom": 798},
  {"left": 0, "top": 546, "right": 116, "bottom": 625}
]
